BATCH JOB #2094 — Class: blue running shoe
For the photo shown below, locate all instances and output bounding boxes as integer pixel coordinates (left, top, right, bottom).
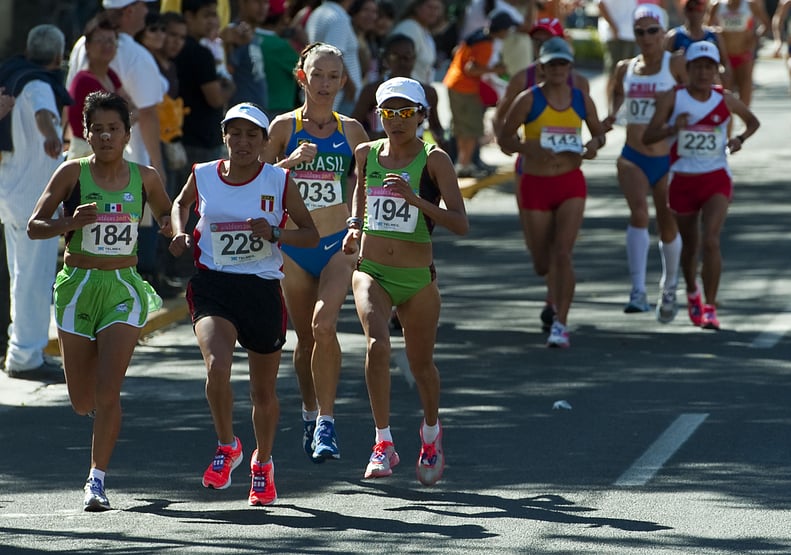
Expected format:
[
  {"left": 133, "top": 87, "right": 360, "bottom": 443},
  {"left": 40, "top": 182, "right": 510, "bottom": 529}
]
[
  {"left": 624, "top": 290, "right": 650, "bottom": 313},
  {"left": 303, "top": 420, "right": 316, "bottom": 459},
  {"left": 83, "top": 477, "right": 111, "bottom": 512},
  {"left": 312, "top": 419, "right": 340, "bottom": 463}
]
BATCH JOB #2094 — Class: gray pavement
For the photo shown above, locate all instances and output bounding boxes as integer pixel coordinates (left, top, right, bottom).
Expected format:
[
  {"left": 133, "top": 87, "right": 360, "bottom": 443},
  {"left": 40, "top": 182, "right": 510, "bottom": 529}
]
[{"left": 2, "top": 54, "right": 791, "bottom": 554}]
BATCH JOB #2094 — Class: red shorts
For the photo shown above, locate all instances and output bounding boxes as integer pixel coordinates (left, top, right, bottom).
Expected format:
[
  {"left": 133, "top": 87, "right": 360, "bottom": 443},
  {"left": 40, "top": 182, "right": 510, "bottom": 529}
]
[
  {"left": 518, "top": 168, "right": 587, "bottom": 211},
  {"left": 668, "top": 169, "right": 732, "bottom": 214},
  {"left": 728, "top": 52, "right": 753, "bottom": 70}
]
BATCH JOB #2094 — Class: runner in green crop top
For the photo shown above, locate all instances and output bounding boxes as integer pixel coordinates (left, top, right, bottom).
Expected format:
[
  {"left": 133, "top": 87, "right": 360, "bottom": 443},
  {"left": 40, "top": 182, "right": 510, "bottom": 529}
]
[
  {"left": 27, "top": 92, "right": 172, "bottom": 512},
  {"left": 341, "top": 77, "right": 468, "bottom": 486}
]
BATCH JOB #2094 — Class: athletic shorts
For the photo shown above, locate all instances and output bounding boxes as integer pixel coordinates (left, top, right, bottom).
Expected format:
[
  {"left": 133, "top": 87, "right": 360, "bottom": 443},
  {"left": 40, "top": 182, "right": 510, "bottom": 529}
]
[
  {"left": 356, "top": 258, "right": 436, "bottom": 306},
  {"left": 447, "top": 88, "right": 485, "bottom": 138},
  {"left": 668, "top": 169, "right": 733, "bottom": 215},
  {"left": 186, "top": 269, "right": 286, "bottom": 354},
  {"left": 281, "top": 228, "right": 345, "bottom": 278},
  {"left": 518, "top": 168, "right": 587, "bottom": 211},
  {"left": 54, "top": 265, "right": 161, "bottom": 340},
  {"left": 620, "top": 144, "right": 670, "bottom": 187},
  {"left": 728, "top": 52, "right": 753, "bottom": 69}
]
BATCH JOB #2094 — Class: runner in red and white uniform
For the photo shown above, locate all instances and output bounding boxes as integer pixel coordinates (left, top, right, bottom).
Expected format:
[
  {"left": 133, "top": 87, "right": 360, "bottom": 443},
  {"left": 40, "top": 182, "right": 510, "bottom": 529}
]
[{"left": 642, "top": 41, "right": 759, "bottom": 330}]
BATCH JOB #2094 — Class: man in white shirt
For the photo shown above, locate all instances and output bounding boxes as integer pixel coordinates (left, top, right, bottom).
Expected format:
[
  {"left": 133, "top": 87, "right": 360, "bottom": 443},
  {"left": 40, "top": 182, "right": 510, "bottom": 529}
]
[
  {"left": 0, "top": 25, "right": 71, "bottom": 381},
  {"left": 598, "top": 0, "right": 639, "bottom": 101},
  {"left": 306, "top": 0, "right": 363, "bottom": 114}
]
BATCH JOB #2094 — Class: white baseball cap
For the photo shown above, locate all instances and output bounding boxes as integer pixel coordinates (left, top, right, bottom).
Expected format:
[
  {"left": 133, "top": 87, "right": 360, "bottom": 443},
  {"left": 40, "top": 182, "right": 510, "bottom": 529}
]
[
  {"left": 375, "top": 77, "right": 428, "bottom": 109},
  {"left": 103, "top": 0, "right": 156, "bottom": 8},
  {"left": 633, "top": 4, "right": 668, "bottom": 29},
  {"left": 222, "top": 103, "right": 270, "bottom": 130},
  {"left": 686, "top": 40, "right": 720, "bottom": 63}
]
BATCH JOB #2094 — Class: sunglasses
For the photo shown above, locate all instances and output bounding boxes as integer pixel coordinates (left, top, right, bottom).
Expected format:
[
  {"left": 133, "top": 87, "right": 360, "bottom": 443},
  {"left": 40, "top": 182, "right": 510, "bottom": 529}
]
[
  {"left": 634, "top": 26, "right": 662, "bottom": 37},
  {"left": 545, "top": 59, "right": 570, "bottom": 67},
  {"left": 377, "top": 106, "right": 421, "bottom": 119}
]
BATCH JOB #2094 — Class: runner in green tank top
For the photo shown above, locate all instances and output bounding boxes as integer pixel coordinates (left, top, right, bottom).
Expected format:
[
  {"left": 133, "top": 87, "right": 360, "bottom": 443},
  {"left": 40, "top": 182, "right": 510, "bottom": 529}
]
[
  {"left": 342, "top": 77, "right": 468, "bottom": 486},
  {"left": 27, "top": 92, "right": 172, "bottom": 512}
]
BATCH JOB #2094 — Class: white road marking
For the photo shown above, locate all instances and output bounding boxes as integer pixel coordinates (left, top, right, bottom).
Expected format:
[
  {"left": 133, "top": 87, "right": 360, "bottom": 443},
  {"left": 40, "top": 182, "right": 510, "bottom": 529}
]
[
  {"left": 391, "top": 349, "right": 415, "bottom": 388},
  {"left": 750, "top": 309, "right": 791, "bottom": 348},
  {"left": 614, "top": 413, "right": 708, "bottom": 487}
]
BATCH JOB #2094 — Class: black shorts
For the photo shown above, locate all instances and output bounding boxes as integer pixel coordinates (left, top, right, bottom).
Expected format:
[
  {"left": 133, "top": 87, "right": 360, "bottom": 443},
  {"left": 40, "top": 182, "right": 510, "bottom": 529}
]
[{"left": 186, "top": 269, "right": 287, "bottom": 354}]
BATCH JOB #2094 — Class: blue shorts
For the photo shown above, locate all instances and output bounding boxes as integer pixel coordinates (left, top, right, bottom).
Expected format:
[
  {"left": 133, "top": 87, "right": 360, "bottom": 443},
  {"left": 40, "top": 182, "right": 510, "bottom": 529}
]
[
  {"left": 281, "top": 228, "right": 345, "bottom": 278},
  {"left": 620, "top": 144, "right": 670, "bottom": 188}
]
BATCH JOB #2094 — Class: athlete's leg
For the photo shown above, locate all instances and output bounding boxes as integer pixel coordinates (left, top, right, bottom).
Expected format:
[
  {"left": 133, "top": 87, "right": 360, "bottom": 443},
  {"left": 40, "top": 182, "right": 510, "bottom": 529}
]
[
  {"left": 618, "top": 157, "right": 652, "bottom": 294},
  {"left": 699, "top": 194, "right": 730, "bottom": 306},
  {"left": 550, "top": 197, "right": 585, "bottom": 325},
  {"left": 248, "top": 349, "right": 282, "bottom": 463},
  {"left": 195, "top": 316, "right": 239, "bottom": 444}
]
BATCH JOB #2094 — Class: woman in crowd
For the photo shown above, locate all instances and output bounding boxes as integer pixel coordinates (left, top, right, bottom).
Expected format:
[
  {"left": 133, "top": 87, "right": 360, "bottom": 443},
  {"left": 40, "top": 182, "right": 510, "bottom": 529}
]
[
  {"left": 343, "top": 77, "right": 468, "bottom": 485},
  {"left": 264, "top": 43, "right": 368, "bottom": 463},
  {"left": 643, "top": 41, "right": 759, "bottom": 329},
  {"left": 169, "top": 102, "right": 318, "bottom": 505},
  {"left": 497, "top": 38, "right": 605, "bottom": 348},
  {"left": 28, "top": 92, "right": 172, "bottom": 511}
]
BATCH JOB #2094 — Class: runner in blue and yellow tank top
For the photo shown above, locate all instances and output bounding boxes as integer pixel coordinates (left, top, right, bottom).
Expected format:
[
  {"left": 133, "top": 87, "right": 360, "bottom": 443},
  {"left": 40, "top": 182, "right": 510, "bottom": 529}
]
[
  {"left": 497, "top": 37, "right": 605, "bottom": 349},
  {"left": 27, "top": 92, "right": 172, "bottom": 512},
  {"left": 263, "top": 42, "right": 369, "bottom": 464},
  {"left": 342, "top": 77, "right": 468, "bottom": 486}
]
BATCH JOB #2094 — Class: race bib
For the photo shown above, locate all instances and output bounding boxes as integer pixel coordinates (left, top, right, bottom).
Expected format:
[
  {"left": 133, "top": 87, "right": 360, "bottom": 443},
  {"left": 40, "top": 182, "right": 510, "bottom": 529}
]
[
  {"left": 540, "top": 126, "right": 583, "bottom": 154},
  {"left": 625, "top": 97, "right": 656, "bottom": 125},
  {"left": 82, "top": 213, "right": 137, "bottom": 256},
  {"left": 677, "top": 125, "right": 723, "bottom": 158},
  {"left": 209, "top": 221, "right": 272, "bottom": 266},
  {"left": 366, "top": 187, "right": 419, "bottom": 233},
  {"left": 293, "top": 170, "right": 343, "bottom": 211},
  {"left": 721, "top": 12, "right": 750, "bottom": 32}
]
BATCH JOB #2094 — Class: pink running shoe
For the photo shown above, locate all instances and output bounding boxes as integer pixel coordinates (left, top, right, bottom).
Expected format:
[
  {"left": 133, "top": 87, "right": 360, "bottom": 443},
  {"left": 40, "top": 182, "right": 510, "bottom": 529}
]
[
  {"left": 364, "top": 441, "right": 400, "bottom": 478},
  {"left": 202, "top": 437, "right": 243, "bottom": 489},
  {"left": 701, "top": 304, "right": 720, "bottom": 330},
  {"left": 416, "top": 421, "right": 444, "bottom": 486},
  {"left": 687, "top": 292, "right": 704, "bottom": 326},
  {"left": 248, "top": 449, "right": 277, "bottom": 506}
]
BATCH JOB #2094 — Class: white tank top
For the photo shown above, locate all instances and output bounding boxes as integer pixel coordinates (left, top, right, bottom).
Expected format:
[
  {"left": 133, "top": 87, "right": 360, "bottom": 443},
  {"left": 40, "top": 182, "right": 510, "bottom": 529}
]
[
  {"left": 720, "top": 0, "right": 753, "bottom": 32},
  {"left": 669, "top": 87, "right": 731, "bottom": 175},
  {"left": 623, "top": 52, "right": 677, "bottom": 125},
  {"left": 193, "top": 160, "right": 289, "bottom": 279}
]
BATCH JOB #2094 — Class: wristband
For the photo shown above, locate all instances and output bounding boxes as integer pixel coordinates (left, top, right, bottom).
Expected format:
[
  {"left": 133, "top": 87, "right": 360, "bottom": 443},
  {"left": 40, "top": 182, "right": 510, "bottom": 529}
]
[{"left": 346, "top": 216, "right": 362, "bottom": 229}]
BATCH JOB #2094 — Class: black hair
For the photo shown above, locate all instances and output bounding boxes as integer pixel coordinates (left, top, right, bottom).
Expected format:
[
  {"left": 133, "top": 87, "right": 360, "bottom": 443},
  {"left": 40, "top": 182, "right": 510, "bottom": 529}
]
[
  {"left": 83, "top": 91, "right": 131, "bottom": 135},
  {"left": 83, "top": 12, "right": 118, "bottom": 42},
  {"left": 182, "top": 0, "right": 217, "bottom": 15},
  {"left": 160, "top": 11, "right": 187, "bottom": 27}
]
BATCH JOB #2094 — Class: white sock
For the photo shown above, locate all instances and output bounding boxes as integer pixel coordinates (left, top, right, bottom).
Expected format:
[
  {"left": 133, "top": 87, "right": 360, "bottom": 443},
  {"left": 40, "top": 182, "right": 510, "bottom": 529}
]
[
  {"left": 626, "top": 225, "right": 649, "bottom": 293},
  {"left": 658, "top": 234, "right": 682, "bottom": 291},
  {"left": 317, "top": 415, "right": 334, "bottom": 425},
  {"left": 302, "top": 407, "right": 318, "bottom": 423},
  {"left": 422, "top": 421, "right": 440, "bottom": 444},
  {"left": 89, "top": 468, "right": 105, "bottom": 483},
  {"left": 219, "top": 437, "right": 238, "bottom": 449},
  {"left": 375, "top": 426, "right": 393, "bottom": 443}
]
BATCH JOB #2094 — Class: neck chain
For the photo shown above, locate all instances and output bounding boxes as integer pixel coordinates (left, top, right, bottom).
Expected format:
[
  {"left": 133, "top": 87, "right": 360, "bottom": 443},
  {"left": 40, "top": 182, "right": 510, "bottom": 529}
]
[{"left": 304, "top": 111, "right": 334, "bottom": 130}]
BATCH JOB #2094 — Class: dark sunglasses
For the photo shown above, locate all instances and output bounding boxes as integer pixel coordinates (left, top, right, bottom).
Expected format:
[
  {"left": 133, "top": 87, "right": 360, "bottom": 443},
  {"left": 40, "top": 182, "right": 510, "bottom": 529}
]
[
  {"left": 545, "top": 59, "right": 571, "bottom": 67},
  {"left": 634, "top": 26, "right": 662, "bottom": 37}
]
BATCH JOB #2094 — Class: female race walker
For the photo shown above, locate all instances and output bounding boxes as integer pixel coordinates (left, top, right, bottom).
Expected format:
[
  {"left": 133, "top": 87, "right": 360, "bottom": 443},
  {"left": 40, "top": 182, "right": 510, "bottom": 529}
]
[
  {"left": 343, "top": 77, "right": 468, "bottom": 485},
  {"left": 264, "top": 42, "right": 368, "bottom": 463},
  {"left": 169, "top": 102, "right": 318, "bottom": 506},
  {"left": 603, "top": 4, "right": 687, "bottom": 320},
  {"left": 497, "top": 37, "right": 605, "bottom": 348},
  {"left": 27, "top": 91, "right": 172, "bottom": 511},
  {"left": 643, "top": 41, "right": 759, "bottom": 329}
]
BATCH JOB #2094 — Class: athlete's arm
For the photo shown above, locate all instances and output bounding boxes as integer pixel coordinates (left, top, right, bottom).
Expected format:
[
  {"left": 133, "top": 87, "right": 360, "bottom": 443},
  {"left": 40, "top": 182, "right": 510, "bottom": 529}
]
[
  {"left": 642, "top": 88, "right": 680, "bottom": 145},
  {"left": 723, "top": 90, "right": 760, "bottom": 153},
  {"left": 771, "top": 0, "right": 791, "bottom": 55},
  {"left": 28, "top": 160, "right": 89, "bottom": 240},
  {"left": 670, "top": 51, "right": 689, "bottom": 83},
  {"left": 140, "top": 164, "right": 173, "bottom": 237},
  {"left": 603, "top": 59, "right": 629, "bottom": 131},
  {"left": 342, "top": 142, "right": 371, "bottom": 255},
  {"left": 169, "top": 172, "right": 197, "bottom": 256},
  {"left": 496, "top": 88, "right": 534, "bottom": 156},
  {"left": 493, "top": 67, "right": 527, "bottom": 140},
  {"left": 582, "top": 93, "right": 605, "bottom": 160},
  {"left": 423, "top": 148, "right": 469, "bottom": 236},
  {"left": 275, "top": 173, "right": 319, "bottom": 247},
  {"left": 750, "top": 0, "right": 771, "bottom": 36}
]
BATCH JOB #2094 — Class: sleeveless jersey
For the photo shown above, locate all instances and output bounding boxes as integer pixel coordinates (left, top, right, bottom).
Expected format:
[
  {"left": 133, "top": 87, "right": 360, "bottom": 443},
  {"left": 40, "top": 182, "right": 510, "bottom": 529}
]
[
  {"left": 623, "top": 52, "right": 677, "bottom": 125},
  {"left": 362, "top": 139, "right": 439, "bottom": 243},
  {"left": 193, "top": 160, "right": 289, "bottom": 279},
  {"left": 720, "top": 0, "right": 754, "bottom": 32},
  {"left": 64, "top": 157, "right": 144, "bottom": 258},
  {"left": 522, "top": 86, "right": 586, "bottom": 155},
  {"left": 670, "top": 27, "right": 719, "bottom": 52},
  {"left": 285, "top": 107, "right": 354, "bottom": 212},
  {"left": 669, "top": 86, "right": 731, "bottom": 174}
]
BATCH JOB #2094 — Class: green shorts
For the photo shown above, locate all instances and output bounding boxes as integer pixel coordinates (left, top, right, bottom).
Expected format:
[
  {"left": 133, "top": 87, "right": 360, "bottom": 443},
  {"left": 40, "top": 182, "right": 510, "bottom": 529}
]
[
  {"left": 356, "top": 258, "right": 436, "bottom": 306},
  {"left": 54, "top": 265, "right": 162, "bottom": 340}
]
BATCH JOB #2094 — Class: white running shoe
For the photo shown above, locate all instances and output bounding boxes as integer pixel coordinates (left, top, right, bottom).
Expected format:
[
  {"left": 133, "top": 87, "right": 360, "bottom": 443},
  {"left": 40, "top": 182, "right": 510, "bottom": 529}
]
[{"left": 546, "top": 321, "right": 570, "bottom": 348}]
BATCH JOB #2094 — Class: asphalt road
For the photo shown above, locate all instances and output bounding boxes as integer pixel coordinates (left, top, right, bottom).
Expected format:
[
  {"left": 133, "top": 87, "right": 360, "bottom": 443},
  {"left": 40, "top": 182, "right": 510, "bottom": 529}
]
[{"left": 1, "top": 57, "right": 791, "bottom": 554}]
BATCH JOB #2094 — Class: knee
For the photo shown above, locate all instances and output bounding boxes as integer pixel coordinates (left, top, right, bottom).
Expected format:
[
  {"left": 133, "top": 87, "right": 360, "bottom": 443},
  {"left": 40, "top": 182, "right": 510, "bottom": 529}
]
[
  {"left": 312, "top": 318, "right": 337, "bottom": 346},
  {"left": 701, "top": 234, "right": 721, "bottom": 255},
  {"left": 532, "top": 258, "right": 550, "bottom": 277},
  {"left": 250, "top": 386, "right": 278, "bottom": 410},
  {"left": 205, "top": 355, "right": 232, "bottom": 385},
  {"left": 367, "top": 336, "right": 391, "bottom": 365},
  {"left": 72, "top": 398, "right": 95, "bottom": 416}
]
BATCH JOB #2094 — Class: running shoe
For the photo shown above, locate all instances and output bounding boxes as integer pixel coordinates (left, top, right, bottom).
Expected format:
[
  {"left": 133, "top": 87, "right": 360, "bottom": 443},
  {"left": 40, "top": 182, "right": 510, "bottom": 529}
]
[
  {"left": 546, "top": 321, "right": 570, "bottom": 348},
  {"left": 364, "top": 441, "right": 400, "bottom": 478},
  {"left": 624, "top": 290, "right": 650, "bottom": 313},
  {"left": 656, "top": 288, "right": 678, "bottom": 324},
  {"left": 540, "top": 303, "right": 556, "bottom": 332},
  {"left": 83, "top": 477, "right": 111, "bottom": 512},
  {"left": 302, "top": 419, "right": 316, "bottom": 458},
  {"left": 312, "top": 419, "right": 340, "bottom": 463},
  {"left": 701, "top": 304, "right": 720, "bottom": 330},
  {"left": 687, "top": 292, "right": 704, "bottom": 326},
  {"left": 202, "top": 437, "right": 243, "bottom": 489},
  {"left": 416, "top": 421, "right": 445, "bottom": 486},
  {"left": 248, "top": 449, "right": 277, "bottom": 506}
]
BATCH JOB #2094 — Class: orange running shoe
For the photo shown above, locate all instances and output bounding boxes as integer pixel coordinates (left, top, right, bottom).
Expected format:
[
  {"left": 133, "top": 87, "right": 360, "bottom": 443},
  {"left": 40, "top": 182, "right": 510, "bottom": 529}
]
[
  {"left": 248, "top": 449, "right": 277, "bottom": 506},
  {"left": 202, "top": 437, "right": 243, "bottom": 489}
]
